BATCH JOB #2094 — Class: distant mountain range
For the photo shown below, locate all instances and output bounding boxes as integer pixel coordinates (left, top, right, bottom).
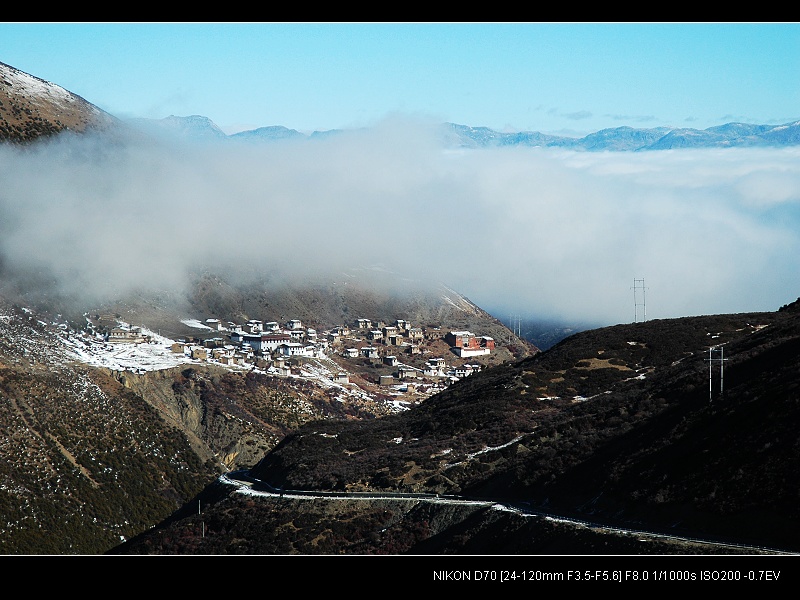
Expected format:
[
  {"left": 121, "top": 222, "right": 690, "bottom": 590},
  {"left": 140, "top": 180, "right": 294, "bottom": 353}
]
[
  {"left": 129, "top": 113, "right": 800, "bottom": 152},
  {"left": 2, "top": 59, "right": 798, "bottom": 151}
]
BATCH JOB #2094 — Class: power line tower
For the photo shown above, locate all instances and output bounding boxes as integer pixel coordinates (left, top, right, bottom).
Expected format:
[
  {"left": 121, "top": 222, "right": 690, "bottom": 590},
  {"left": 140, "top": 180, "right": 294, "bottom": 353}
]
[
  {"left": 632, "top": 278, "right": 647, "bottom": 323},
  {"left": 507, "top": 314, "right": 522, "bottom": 340},
  {"left": 706, "top": 345, "right": 729, "bottom": 403}
]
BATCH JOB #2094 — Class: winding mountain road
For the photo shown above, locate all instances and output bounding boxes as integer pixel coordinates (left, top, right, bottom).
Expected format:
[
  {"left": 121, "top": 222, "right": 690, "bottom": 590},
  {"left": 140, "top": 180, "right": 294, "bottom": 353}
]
[{"left": 218, "top": 470, "right": 797, "bottom": 555}]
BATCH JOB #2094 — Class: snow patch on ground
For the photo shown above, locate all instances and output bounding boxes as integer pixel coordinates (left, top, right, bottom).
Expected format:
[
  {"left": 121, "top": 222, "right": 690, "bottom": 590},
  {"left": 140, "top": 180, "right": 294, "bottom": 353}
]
[
  {"left": 181, "top": 319, "right": 213, "bottom": 330},
  {"left": 59, "top": 326, "right": 194, "bottom": 373}
]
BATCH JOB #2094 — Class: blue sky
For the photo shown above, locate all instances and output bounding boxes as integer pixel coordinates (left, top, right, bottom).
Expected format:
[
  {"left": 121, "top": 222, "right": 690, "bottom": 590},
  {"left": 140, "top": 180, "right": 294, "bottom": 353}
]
[{"left": 1, "top": 22, "right": 798, "bottom": 135}]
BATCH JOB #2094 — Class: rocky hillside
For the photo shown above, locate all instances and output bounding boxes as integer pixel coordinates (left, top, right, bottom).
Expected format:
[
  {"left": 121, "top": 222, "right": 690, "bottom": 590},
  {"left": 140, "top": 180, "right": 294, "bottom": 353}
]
[
  {"left": 0, "top": 269, "right": 530, "bottom": 555},
  {"left": 0, "top": 296, "right": 386, "bottom": 553},
  {"left": 110, "top": 298, "right": 800, "bottom": 555},
  {"left": 0, "top": 61, "right": 117, "bottom": 143}
]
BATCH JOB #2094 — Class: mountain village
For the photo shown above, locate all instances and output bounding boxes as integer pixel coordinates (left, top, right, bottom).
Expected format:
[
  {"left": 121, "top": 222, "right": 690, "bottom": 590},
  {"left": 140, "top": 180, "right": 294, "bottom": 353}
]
[{"left": 74, "top": 312, "right": 502, "bottom": 405}]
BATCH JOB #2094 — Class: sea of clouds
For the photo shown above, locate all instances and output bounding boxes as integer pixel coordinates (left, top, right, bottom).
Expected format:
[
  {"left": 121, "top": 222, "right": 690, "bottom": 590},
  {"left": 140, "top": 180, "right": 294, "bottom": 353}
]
[{"left": 1, "top": 114, "right": 798, "bottom": 326}]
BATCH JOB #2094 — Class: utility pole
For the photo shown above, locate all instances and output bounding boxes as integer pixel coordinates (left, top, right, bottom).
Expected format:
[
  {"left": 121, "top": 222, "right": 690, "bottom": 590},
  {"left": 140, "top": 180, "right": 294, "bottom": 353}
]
[
  {"left": 199, "top": 499, "right": 205, "bottom": 538},
  {"left": 706, "top": 345, "right": 728, "bottom": 403}
]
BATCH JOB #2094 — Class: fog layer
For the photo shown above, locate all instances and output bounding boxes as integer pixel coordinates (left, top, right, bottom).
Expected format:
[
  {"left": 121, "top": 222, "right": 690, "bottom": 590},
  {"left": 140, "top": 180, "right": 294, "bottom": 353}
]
[{"left": 1, "top": 115, "right": 798, "bottom": 325}]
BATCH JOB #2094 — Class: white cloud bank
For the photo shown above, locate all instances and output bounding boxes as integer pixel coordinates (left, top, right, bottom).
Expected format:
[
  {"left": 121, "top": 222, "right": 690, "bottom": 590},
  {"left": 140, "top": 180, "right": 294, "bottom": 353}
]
[{"left": 1, "top": 115, "right": 798, "bottom": 326}]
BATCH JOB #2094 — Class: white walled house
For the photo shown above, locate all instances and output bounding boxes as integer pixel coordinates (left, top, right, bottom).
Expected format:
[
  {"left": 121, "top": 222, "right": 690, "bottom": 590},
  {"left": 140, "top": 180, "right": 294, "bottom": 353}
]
[
  {"left": 398, "top": 365, "right": 418, "bottom": 379},
  {"left": 454, "top": 364, "right": 480, "bottom": 378},
  {"left": 361, "top": 346, "right": 379, "bottom": 359},
  {"left": 245, "top": 320, "right": 263, "bottom": 333},
  {"left": 205, "top": 318, "right": 225, "bottom": 331},
  {"left": 276, "top": 343, "right": 314, "bottom": 357},
  {"left": 259, "top": 333, "right": 294, "bottom": 353},
  {"left": 454, "top": 346, "right": 491, "bottom": 357},
  {"left": 424, "top": 363, "right": 446, "bottom": 377},
  {"left": 236, "top": 332, "right": 292, "bottom": 353},
  {"left": 107, "top": 326, "right": 146, "bottom": 344}
]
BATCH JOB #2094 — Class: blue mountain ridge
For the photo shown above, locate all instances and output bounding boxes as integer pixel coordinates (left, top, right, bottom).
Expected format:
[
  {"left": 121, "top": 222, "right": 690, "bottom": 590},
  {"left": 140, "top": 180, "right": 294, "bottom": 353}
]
[{"left": 133, "top": 114, "right": 800, "bottom": 151}]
